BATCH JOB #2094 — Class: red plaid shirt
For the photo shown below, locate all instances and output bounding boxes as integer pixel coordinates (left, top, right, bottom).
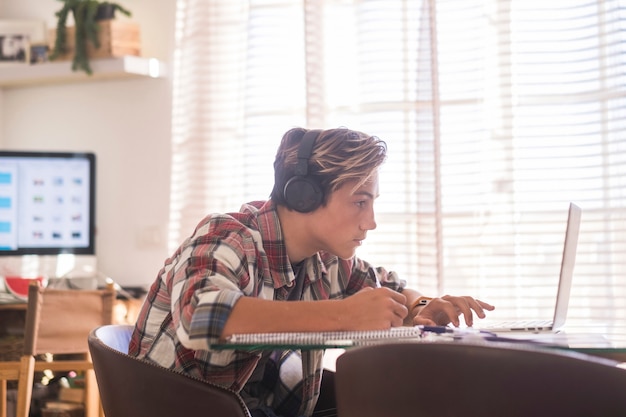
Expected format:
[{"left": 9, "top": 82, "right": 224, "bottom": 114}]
[{"left": 129, "top": 200, "right": 404, "bottom": 416}]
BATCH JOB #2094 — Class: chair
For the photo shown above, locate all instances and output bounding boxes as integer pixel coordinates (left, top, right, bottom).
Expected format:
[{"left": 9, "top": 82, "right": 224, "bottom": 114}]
[
  {"left": 88, "top": 324, "right": 251, "bottom": 417},
  {"left": 0, "top": 282, "right": 115, "bottom": 417},
  {"left": 334, "top": 341, "right": 626, "bottom": 417}
]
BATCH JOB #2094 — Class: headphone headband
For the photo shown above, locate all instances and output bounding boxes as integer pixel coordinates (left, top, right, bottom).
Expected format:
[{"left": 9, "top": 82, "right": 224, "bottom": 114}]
[{"left": 294, "top": 129, "right": 322, "bottom": 176}]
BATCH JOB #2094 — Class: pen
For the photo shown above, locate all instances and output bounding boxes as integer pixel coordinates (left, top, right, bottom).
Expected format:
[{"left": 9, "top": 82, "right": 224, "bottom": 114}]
[
  {"left": 418, "top": 325, "right": 497, "bottom": 337},
  {"left": 419, "top": 325, "right": 455, "bottom": 334}
]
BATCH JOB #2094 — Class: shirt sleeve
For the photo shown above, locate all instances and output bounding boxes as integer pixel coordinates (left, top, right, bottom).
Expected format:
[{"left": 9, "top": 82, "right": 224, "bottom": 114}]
[
  {"left": 343, "top": 256, "right": 407, "bottom": 294},
  {"left": 171, "top": 223, "right": 257, "bottom": 350},
  {"left": 376, "top": 266, "right": 406, "bottom": 292}
]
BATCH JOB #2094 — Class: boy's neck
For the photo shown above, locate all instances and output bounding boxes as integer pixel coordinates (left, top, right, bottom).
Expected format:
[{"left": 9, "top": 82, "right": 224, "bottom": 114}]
[{"left": 276, "top": 204, "right": 317, "bottom": 264}]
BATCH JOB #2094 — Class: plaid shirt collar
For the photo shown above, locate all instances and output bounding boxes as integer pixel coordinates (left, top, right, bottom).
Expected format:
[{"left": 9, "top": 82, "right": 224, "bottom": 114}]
[{"left": 244, "top": 200, "right": 326, "bottom": 290}]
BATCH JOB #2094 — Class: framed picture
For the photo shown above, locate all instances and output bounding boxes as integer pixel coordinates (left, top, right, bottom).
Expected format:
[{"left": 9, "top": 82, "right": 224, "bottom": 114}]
[
  {"left": 0, "top": 34, "right": 29, "bottom": 64},
  {"left": 0, "top": 19, "right": 47, "bottom": 66}
]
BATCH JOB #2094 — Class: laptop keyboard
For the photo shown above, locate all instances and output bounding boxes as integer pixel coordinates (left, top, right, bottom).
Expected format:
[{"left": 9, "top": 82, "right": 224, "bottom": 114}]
[{"left": 479, "top": 319, "right": 553, "bottom": 332}]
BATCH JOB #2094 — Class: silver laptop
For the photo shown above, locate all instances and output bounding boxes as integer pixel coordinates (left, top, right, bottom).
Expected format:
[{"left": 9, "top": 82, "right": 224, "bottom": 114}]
[{"left": 477, "top": 202, "right": 581, "bottom": 333}]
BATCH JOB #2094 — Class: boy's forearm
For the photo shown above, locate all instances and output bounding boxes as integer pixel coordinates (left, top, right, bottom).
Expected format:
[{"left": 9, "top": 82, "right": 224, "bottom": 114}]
[{"left": 221, "top": 296, "right": 345, "bottom": 339}]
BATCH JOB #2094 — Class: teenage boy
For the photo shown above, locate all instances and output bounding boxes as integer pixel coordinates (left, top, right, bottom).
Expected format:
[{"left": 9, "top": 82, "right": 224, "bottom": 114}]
[{"left": 129, "top": 127, "right": 494, "bottom": 417}]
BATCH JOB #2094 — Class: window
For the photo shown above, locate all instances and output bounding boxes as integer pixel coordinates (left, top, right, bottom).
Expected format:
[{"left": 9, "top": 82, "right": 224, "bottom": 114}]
[{"left": 170, "top": 0, "right": 626, "bottom": 329}]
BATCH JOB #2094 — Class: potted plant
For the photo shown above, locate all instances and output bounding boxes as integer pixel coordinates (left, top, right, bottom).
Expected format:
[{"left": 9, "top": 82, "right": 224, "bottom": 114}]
[{"left": 49, "top": 0, "right": 131, "bottom": 75}]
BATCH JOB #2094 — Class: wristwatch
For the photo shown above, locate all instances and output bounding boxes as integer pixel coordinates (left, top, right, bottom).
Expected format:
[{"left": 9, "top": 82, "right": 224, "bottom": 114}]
[{"left": 410, "top": 296, "right": 433, "bottom": 311}]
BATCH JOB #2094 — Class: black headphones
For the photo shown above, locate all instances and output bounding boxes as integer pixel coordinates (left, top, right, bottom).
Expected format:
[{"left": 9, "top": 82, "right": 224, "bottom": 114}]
[{"left": 283, "top": 129, "right": 324, "bottom": 213}]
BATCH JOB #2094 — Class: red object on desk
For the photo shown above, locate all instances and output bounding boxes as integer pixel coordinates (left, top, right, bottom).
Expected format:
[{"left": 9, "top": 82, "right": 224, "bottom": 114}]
[{"left": 3, "top": 276, "right": 46, "bottom": 300}]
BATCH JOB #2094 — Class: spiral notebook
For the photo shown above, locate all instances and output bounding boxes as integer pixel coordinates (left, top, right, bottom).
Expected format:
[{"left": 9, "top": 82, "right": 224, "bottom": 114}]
[
  {"left": 475, "top": 202, "right": 582, "bottom": 333},
  {"left": 215, "top": 327, "right": 425, "bottom": 350},
  {"left": 213, "top": 325, "right": 562, "bottom": 351}
]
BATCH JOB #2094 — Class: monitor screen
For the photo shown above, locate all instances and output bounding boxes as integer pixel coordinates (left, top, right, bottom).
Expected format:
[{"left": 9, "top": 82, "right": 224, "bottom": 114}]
[{"left": 0, "top": 151, "right": 96, "bottom": 256}]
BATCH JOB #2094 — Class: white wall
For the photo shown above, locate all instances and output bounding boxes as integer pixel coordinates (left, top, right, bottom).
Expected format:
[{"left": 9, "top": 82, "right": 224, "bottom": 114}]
[{"left": 0, "top": 0, "right": 176, "bottom": 288}]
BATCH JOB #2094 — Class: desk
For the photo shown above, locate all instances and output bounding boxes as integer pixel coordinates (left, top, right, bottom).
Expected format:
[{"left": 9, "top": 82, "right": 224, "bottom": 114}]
[
  {"left": 0, "top": 297, "right": 143, "bottom": 330},
  {"left": 0, "top": 302, "right": 27, "bottom": 347},
  {"left": 212, "top": 324, "right": 626, "bottom": 364},
  {"left": 516, "top": 323, "right": 626, "bottom": 362},
  {"left": 0, "top": 303, "right": 26, "bottom": 310}
]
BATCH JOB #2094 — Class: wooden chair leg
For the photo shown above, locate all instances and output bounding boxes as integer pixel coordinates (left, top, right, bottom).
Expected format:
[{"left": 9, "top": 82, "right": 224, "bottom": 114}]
[
  {"left": 1, "top": 379, "right": 7, "bottom": 417},
  {"left": 1, "top": 364, "right": 22, "bottom": 417},
  {"left": 15, "top": 356, "right": 35, "bottom": 417},
  {"left": 84, "top": 368, "right": 100, "bottom": 417}
]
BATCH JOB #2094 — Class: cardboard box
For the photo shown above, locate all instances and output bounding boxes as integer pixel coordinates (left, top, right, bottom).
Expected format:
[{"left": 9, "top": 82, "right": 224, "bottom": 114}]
[
  {"left": 42, "top": 409, "right": 84, "bottom": 417},
  {"left": 48, "top": 19, "right": 141, "bottom": 60},
  {"left": 42, "top": 401, "right": 84, "bottom": 417},
  {"left": 58, "top": 387, "right": 85, "bottom": 403}
]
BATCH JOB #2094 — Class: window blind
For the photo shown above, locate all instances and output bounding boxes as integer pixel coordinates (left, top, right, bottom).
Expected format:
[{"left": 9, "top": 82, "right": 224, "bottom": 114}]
[{"left": 170, "top": 0, "right": 626, "bottom": 329}]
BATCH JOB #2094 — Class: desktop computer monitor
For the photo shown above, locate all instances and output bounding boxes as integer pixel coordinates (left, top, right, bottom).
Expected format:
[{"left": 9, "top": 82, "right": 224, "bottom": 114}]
[{"left": 0, "top": 150, "right": 96, "bottom": 256}]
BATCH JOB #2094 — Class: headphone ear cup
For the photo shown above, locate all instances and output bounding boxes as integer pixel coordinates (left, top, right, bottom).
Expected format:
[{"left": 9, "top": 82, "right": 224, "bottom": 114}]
[{"left": 283, "top": 176, "right": 323, "bottom": 213}]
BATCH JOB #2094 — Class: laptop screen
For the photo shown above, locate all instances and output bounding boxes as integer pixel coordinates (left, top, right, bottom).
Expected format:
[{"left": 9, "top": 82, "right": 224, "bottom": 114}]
[{"left": 552, "top": 202, "right": 581, "bottom": 329}]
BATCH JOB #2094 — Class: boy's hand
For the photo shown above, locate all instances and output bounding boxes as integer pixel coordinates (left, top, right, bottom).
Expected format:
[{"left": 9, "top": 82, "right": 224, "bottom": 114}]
[
  {"left": 413, "top": 295, "right": 495, "bottom": 327},
  {"left": 342, "top": 287, "right": 408, "bottom": 330}
]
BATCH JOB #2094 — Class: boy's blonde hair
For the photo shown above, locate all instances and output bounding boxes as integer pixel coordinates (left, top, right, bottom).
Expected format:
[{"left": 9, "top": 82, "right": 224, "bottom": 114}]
[{"left": 271, "top": 127, "right": 387, "bottom": 209}]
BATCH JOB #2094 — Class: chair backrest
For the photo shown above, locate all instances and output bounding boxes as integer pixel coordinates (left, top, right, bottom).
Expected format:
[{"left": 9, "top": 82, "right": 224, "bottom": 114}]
[
  {"left": 1, "top": 282, "right": 116, "bottom": 417},
  {"left": 25, "top": 283, "right": 115, "bottom": 355},
  {"left": 88, "top": 324, "right": 251, "bottom": 417},
  {"left": 335, "top": 341, "right": 626, "bottom": 417}
]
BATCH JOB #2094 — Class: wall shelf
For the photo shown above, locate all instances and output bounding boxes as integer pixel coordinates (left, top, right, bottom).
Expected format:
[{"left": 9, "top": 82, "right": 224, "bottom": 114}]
[{"left": 0, "top": 56, "right": 168, "bottom": 88}]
